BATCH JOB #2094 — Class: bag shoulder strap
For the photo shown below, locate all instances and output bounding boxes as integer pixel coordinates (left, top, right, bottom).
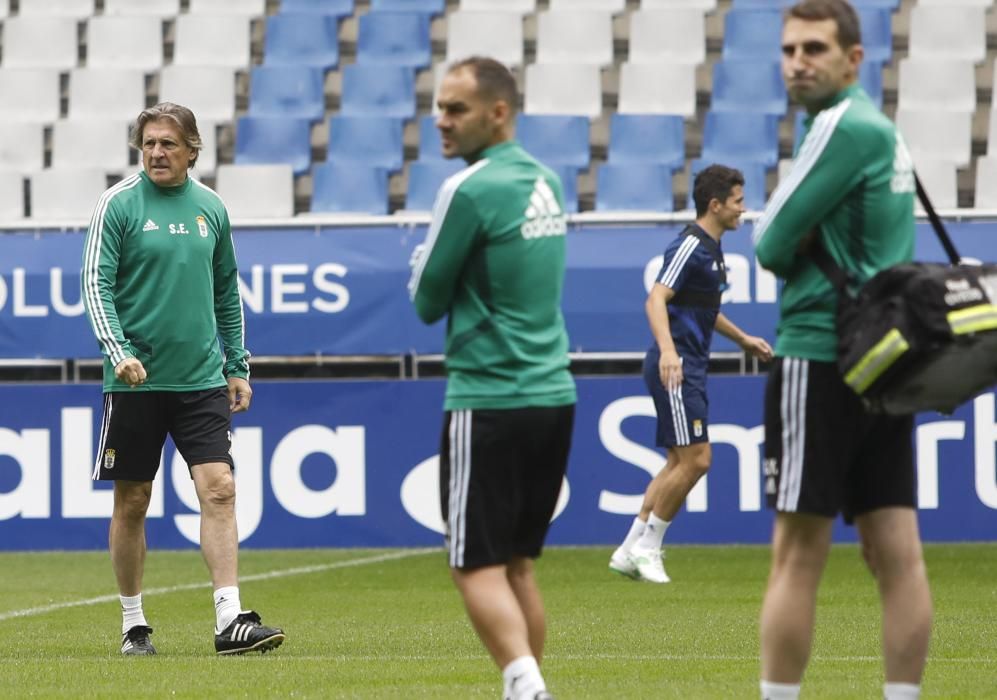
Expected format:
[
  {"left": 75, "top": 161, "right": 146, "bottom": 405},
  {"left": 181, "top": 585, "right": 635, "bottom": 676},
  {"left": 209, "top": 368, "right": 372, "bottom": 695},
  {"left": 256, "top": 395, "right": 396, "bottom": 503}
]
[{"left": 915, "top": 172, "right": 960, "bottom": 265}]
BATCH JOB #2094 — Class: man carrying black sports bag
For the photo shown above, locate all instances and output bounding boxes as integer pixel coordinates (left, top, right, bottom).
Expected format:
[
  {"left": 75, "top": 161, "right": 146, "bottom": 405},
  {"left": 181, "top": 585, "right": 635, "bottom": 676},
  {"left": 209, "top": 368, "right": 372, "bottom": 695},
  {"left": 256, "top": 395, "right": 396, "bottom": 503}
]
[{"left": 751, "top": 2, "right": 932, "bottom": 699}]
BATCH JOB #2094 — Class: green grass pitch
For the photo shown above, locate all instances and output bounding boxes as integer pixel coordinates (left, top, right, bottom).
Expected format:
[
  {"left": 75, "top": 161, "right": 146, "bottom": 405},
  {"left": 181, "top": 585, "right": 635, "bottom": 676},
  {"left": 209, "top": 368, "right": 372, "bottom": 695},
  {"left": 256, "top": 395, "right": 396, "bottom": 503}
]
[{"left": 1, "top": 544, "right": 995, "bottom": 698}]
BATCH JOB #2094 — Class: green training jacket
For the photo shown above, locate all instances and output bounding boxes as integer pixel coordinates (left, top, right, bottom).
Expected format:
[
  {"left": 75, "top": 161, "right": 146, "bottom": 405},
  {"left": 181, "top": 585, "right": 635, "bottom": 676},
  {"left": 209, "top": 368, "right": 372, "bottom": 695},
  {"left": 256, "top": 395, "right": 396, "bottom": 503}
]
[
  {"left": 82, "top": 170, "right": 249, "bottom": 392},
  {"left": 408, "top": 140, "right": 577, "bottom": 410},
  {"left": 753, "top": 83, "right": 916, "bottom": 362}
]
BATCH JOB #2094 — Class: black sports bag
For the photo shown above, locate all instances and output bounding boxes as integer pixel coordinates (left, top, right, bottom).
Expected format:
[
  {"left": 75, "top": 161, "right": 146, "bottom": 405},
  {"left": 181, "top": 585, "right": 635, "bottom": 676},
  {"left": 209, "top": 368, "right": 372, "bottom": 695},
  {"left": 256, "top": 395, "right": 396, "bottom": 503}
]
[{"left": 810, "top": 175, "right": 997, "bottom": 416}]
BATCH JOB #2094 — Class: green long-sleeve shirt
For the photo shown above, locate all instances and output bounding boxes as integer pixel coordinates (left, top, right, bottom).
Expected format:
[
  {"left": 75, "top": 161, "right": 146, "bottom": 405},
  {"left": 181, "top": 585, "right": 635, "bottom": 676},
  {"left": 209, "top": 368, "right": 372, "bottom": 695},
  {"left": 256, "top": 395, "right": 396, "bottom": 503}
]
[
  {"left": 408, "top": 140, "right": 577, "bottom": 410},
  {"left": 82, "top": 170, "right": 249, "bottom": 392},
  {"left": 753, "top": 84, "right": 916, "bottom": 361}
]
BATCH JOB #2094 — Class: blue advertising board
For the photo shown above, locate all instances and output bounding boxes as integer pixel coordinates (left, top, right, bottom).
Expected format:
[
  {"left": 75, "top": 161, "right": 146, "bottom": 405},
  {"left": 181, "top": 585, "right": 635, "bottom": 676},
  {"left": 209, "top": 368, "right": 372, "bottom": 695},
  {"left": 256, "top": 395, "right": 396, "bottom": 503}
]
[
  {"left": 0, "top": 378, "right": 994, "bottom": 550},
  {"left": 1, "top": 221, "right": 994, "bottom": 358}
]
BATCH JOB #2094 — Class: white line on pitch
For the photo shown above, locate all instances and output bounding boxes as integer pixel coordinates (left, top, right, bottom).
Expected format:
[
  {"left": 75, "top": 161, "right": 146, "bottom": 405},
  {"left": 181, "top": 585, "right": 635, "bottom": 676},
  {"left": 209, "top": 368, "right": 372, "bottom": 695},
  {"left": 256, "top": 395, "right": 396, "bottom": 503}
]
[{"left": 0, "top": 548, "right": 439, "bottom": 623}]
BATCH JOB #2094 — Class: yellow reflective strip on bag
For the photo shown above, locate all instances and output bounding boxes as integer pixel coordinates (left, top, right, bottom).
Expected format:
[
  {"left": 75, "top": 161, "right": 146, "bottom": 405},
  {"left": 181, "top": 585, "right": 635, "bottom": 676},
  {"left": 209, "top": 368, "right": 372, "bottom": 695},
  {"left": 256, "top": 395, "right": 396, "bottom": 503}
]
[
  {"left": 844, "top": 328, "right": 910, "bottom": 394},
  {"left": 948, "top": 304, "right": 997, "bottom": 335}
]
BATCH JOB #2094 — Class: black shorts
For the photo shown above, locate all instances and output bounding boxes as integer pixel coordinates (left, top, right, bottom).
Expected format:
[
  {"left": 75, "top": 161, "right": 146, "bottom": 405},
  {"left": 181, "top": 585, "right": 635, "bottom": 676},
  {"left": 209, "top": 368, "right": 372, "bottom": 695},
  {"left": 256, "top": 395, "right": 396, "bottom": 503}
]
[
  {"left": 763, "top": 357, "right": 915, "bottom": 523},
  {"left": 439, "top": 404, "right": 575, "bottom": 570},
  {"left": 92, "top": 388, "right": 234, "bottom": 482}
]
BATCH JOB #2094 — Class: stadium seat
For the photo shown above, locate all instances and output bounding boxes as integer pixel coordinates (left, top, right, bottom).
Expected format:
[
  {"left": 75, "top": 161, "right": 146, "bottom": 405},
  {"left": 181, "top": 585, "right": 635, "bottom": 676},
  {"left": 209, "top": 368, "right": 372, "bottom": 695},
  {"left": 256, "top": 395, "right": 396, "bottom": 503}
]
[
  {"left": 721, "top": 10, "right": 782, "bottom": 62},
  {"left": 536, "top": 11, "right": 614, "bottom": 67},
  {"left": 326, "top": 116, "right": 404, "bottom": 172},
  {"left": 549, "top": 0, "right": 625, "bottom": 11},
  {"left": 339, "top": 64, "right": 416, "bottom": 119},
  {"left": 1, "top": 17, "right": 79, "bottom": 69},
  {"left": 912, "top": 158, "right": 958, "bottom": 210},
  {"left": 919, "top": 0, "right": 990, "bottom": 5},
  {"left": 103, "top": 0, "right": 179, "bottom": 16},
  {"left": 248, "top": 65, "right": 327, "bottom": 121},
  {"left": 517, "top": 115, "right": 591, "bottom": 171},
  {"left": 311, "top": 162, "right": 390, "bottom": 215},
  {"left": 191, "top": 121, "right": 218, "bottom": 176},
  {"left": 689, "top": 158, "right": 768, "bottom": 211},
  {"left": 370, "top": 0, "right": 444, "bottom": 14},
  {"left": 895, "top": 110, "right": 971, "bottom": 168},
  {"left": 908, "top": 6, "right": 986, "bottom": 63},
  {"left": 617, "top": 62, "right": 696, "bottom": 117},
  {"left": 51, "top": 119, "right": 131, "bottom": 173},
  {"left": 279, "top": 0, "right": 354, "bottom": 16},
  {"left": 356, "top": 12, "right": 432, "bottom": 69},
  {"left": 215, "top": 164, "right": 294, "bottom": 219},
  {"left": 158, "top": 66, "right": 237, "bottom": 123},
  {"left": 849, "top": 0, "right": 899, "bottom": 7},
  {"left": 418, "top": 114, "right": 444, "bottom": 161},
  {"left": 29, "top": 168, "right": 107, "bottom": 220},
  {"left": 0, "top": 122, "right": 45, "bottom": 173},
  {"left": 188, "top": 0, "right": 265, "bottom": 16},
  {"left": 524, "top": 64, "right": 602, "bottom": 118},
  {"left": 628, "top": 9, "right": 706, "bottom": 65},
  {"left": 404, "top": 159, "right": 465, "bottom": 211},
  {"left": 234, "top": 116, "right": 313, "bottom": 175},
  {"left": 264, "top": 13, "right": 340, "bottom": 70},
  {"left": 897, "top": 59, "right": 976, "bottom": 114},
  {"left": 554, "top": 165, "right": 579, "bottom": 214},
  {"left": 86, "top": 16, "right": 165, "bottom": 71},
  {"left": 857, "top": 8, "right": 892, "bottom": 65},
  {"left": 68, "top": 69, "right": 146, "bottom": 122},
  {"left": 973, "top": 156, "right": 997, "bottom": 208},
  {"left": 18, "top": 0, "right": 92, "bottom": 18},
  {"left": 596, "top": 163, "right": 674, "bottom": 212},
  {"left": 700, "top": 111, "right": 779, "bottom": 168},
  {"left": 732, "top": 0, "right": 794, "bottom": 6},
  {"left": 0, "top": 0, "right": 8, "bottom": 17},
  {"left": 0, "top": 69, "right": 62, "bottom": 123},
  {"left": 173, "top": 15, "right": 251, "bottom": 68},
  {"left": 711, "top": 60, "right": 787, "bottom": 116},
  {"left": 859, "top": 61, "right": 884, "bottom": 109},
  {"left": 459, "top": 0, "right": 535, "bottom": 10},
  {"left": 0, "top": 171, "right": 25, "bottom": 220},
  {"left": 446, "top": 11, "right": 524, "bottom": 68},
  {"left": 641, "top": 0, "right": 716, "bottom": 8},
  {"left": 607, "top": 114, "right": 685, "bottom": 171}
]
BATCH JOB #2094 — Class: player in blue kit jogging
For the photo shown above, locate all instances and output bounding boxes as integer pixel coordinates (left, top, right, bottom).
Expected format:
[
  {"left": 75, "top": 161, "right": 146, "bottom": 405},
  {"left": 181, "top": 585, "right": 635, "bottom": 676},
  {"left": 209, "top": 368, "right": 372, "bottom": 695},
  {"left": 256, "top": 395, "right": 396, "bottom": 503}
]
[{"left": 609, "top": 165, "right": 773, "bottom": 583}]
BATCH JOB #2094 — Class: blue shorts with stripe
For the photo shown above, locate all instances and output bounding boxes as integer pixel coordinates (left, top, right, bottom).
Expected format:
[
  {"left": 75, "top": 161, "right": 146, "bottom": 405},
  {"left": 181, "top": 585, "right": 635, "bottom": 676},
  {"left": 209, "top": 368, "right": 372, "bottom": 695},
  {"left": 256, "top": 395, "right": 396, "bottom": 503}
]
[{"left": 643, "top": 348, "right": 709, "bottom": 448}]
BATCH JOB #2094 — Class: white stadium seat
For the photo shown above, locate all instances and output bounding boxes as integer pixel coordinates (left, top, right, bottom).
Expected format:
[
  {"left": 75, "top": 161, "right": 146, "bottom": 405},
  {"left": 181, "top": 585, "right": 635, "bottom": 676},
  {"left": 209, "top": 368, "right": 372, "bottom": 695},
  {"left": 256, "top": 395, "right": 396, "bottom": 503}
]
[
  {"left": 912, "top": 158, "right": 958, "bottom": 210},
  {"left": 897, "top": 59, "right": 976, "bottom": 114},
  {"left": 524, "top": 63, "right": 602, "bottom": 118},
  {"left": 629, "top": 9, "right": 706, "bottom": 66},
  {"left": 896, "top": 110, "right": 972, "bottom": 168},
  {"left": 18, "top": 0, "right": 93, "bottom": 18},
  {"left": 0, "top": 122, "right": 46, "bottom": 173},
  {"left": 68, "top": 69, "right": 146, "bottom": 121},
  {"left": 86, "top": 16, "right": 165, "bottom": 71},
  {"left": 0, "top": 171, "right": 25, "bottom": 220},
  {"left": 51, "top": 119, "right": 132, "bottom": 173},
  {"left": 187, "top": 0, "right": 265, "bottom": 17},
  {"left": 173, "top": 15, "right": 251, "bottom": 68},
  {"left": 215, "top": 164, "right": 294, "bottom": 219},
  {"left": 30, "top": 168, "right": 108, "bottom": 220},
  {"left": 459, "top": 0, "right": 535, "bottom": 11},
  {"left": 158, "top": 65, "right": 237, "bottom": 123},
  {"left": 446, "top": 11, "right": 524, "bottom": 68},
  {"left": 617, "top": 62, "right": 697, "bottom": 117},
  {"left": 549, "top": 0, "right": 625, "bottom": 11},
  {"left": 973, "top": 156, "right": 997, "bottom": 208},
  {"left": 2, "top": 17, "right": 79, "bottom": 69},
  {"left": 0, "top": 69, "right": 62, "bottom": 123},
  {"left": 535, "top": 10, "right": 614, "bottom": 67},
  {"left": 103, "top": 0, "right": 179, "bottom": 16},
  {"left": 908, "top": 6, "right": 986, "bottom": 63}
]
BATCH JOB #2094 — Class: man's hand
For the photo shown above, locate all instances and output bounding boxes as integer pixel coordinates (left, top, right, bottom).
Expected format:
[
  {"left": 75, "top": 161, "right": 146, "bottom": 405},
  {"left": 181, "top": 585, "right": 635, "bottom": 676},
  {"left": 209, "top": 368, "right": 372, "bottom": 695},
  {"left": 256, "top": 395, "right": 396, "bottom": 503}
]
[
  {"left": 227, "top": 376, "right": 253, "bottom": 413},
  {"left": 658, "top": 348, "right": 683, "bottom": 391},
  {"left": 114, "top": 357, "right": 147, "bottom": 387},
  {"left": 741, "top": 335, "right": 774, "bottom": 362}
]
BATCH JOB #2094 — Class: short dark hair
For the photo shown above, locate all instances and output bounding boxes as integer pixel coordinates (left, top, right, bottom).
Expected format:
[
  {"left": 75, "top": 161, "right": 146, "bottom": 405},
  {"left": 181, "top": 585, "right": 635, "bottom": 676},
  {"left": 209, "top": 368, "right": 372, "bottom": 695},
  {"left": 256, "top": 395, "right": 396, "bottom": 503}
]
[
  {"left": 693, "top": 165, "right": 745, "bottom": 217},
  {"left": 129, "top": 102, "right": 203, "bottom": 167},
  {"left": 787, "top": 0, "right": 862, "bottom": 49},
  {"left": 448, "top": 56, "right": 519, "bottom": 115}
]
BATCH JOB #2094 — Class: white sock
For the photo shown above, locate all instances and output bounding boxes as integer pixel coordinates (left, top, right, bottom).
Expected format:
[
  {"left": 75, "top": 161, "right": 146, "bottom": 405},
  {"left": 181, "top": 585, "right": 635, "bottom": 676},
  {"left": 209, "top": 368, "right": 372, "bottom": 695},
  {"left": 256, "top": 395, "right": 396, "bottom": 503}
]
[
  {"left": 760, "top": 680, "right": 800, "bottom": 699},
  {"left": 502, "top": 655, "right": 545, "bottom": 700},
  {"left": 884, "top": 682, "right": 921, "bottom": 699},
  {"left": 213, "top": 586, "right": 241, "bottom": 634},
  {"left": 120, "top": 593, "right": 147, "bottom": 635},
  {"left": 617, "top": 516, "right": 646, "bottom": 554},
  {"left": 635, "top": 513, "right": 670, "bottom": 550}
]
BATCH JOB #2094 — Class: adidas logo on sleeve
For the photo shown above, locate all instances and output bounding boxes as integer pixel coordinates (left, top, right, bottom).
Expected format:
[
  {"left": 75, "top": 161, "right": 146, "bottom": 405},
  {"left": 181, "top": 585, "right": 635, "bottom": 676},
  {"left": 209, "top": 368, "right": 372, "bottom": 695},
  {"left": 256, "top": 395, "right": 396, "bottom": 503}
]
[
  {"left": 520, "top": 177, "right": 567, "bottom": 240},
  {"left": 142, "top": 219, "right": 159, "bottom": 232}
]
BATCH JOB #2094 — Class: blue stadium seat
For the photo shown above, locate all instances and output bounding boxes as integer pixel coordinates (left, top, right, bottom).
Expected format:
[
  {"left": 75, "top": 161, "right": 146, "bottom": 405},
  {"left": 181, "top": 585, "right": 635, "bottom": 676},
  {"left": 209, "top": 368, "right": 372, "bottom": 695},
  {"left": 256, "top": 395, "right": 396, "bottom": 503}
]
[
  {"left": 279, "top": 0, "right": 354, "bottom": 17},
  {"left": 263, "top": 13, "right": 339, "bottom": 69},
  {"left": 722, "top": 9, "right": 782, "bottom": 61},
  {"left": 370, "top": 0, "right": 444, "bottom": 14},
  {"left": 311, "top": 161, "right": 389, "bottom": 214},
  {"left": 248, "top": 65, "right": 325, "bottom": 120},
  {"left": 356, "top": 12, "right": 431, "bottom": 69},
  {"left": 418, "top": 114, "right": 444, "bottom": 161},
  {"left": 606, "top": 114, "right": 684, "bottom": 171},
  {"left": 516, "top": 114, "right": 590, "bottom": 171},
  {"left": 700, "top": 111, "right": 779, "bottom": 168},
  {"left": 689, "top": 158, "right": 768, "bottom": 211},
  {"left": 859, "top": 61, "right": 883, "bottom": 108},
  {"left": 326, "top": 115, "right": 405, "bottom": 172},
  {"left": 234, "top": 116, "right": 313, "bottom": 175},
  {"left": 339, "top": 64, "right": 416, "bottom": 119},
  {"left": 711, "top": 60, "right": 787, "bottom": 116},
  {"left": 405, "top": 159, "right": 465, "bottom": 210},
  {"left": 596, "top": 163, "right": 673, "bottom": 212},
  {"left": 858, "top": 8, "right": 892, "bottom": 64},
  {"left": 553, "top": 165, "right": 578, "bottom": 214},
  {"left": 851, "top": 0, "right": 899, "bottom": 8}
]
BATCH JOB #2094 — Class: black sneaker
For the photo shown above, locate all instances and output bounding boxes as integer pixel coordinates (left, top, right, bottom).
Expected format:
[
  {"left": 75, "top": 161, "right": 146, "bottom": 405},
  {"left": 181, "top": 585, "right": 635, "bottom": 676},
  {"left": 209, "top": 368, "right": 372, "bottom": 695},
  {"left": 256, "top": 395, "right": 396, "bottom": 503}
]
[
  {"left": 121, "top": 625, "right": 156, "bottom": 656},
  {"left": 214, "top": 611, "right": 285, "bottom": 655}
]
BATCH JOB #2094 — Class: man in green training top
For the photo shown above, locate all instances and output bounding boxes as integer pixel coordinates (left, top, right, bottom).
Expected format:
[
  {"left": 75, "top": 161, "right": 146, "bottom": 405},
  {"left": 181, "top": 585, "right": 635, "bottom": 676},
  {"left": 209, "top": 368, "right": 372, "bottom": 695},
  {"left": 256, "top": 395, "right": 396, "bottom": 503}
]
[
  {"left": 408, "top": 57, "right": 576, "bottom": 700},
  {"left": 82, "top": 102, "right": 284, "bottom": 657},
  {"left": 752, "top": 2, "right": 932, "bottom": 699}
]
